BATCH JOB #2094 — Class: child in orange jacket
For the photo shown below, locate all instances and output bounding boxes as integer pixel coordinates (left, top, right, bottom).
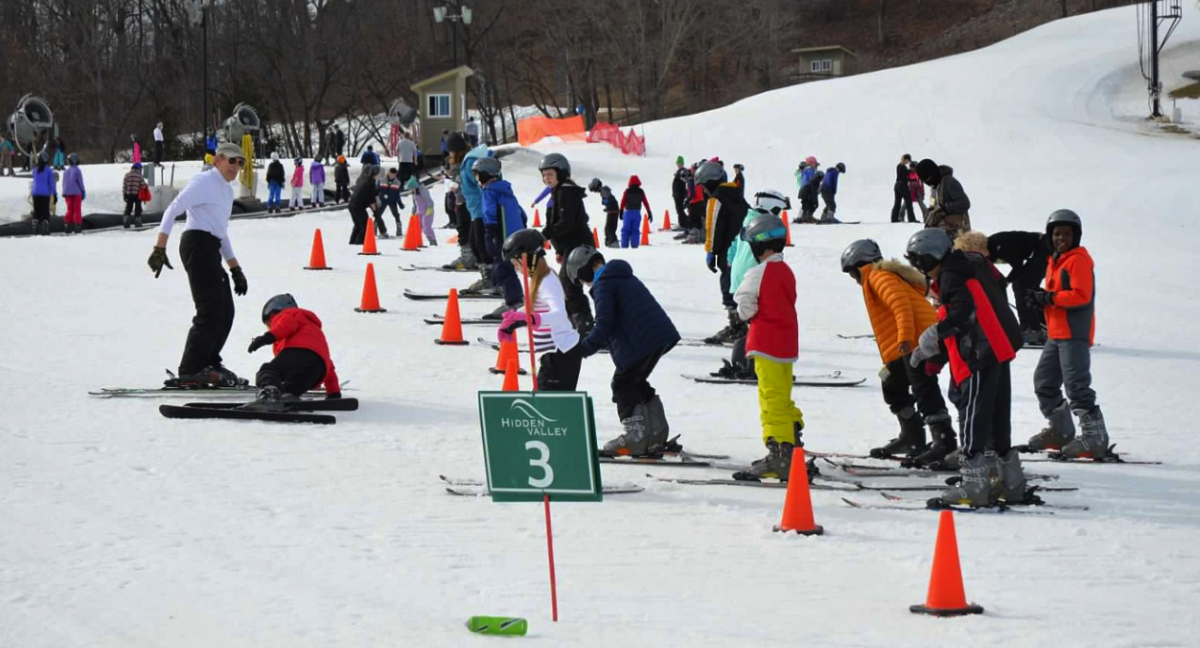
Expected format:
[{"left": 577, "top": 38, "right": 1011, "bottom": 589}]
[{"left": 246, "top": 294, "right": 341, "bottom": 408}]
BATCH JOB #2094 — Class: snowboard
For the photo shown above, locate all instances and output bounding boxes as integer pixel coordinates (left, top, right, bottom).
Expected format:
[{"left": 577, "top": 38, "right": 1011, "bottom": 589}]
[
  {"left": 682, "top": 372, "right": 866, "bottom": 388},
  {"left": 403, "top": 289, "right": 501, "bottom": 301}
]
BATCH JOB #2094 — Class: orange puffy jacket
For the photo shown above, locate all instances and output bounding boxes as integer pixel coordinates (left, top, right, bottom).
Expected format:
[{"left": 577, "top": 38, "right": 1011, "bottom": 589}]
[
  {"left": 1044, "top": 246, "right": 1095, "bottom": 344},
  {"left": 859, "top": 260, "right": 938, "bottom": 363}
]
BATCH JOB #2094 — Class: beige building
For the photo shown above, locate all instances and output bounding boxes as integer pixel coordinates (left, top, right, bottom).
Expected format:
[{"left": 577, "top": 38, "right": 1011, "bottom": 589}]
[
  {"left": 792, "top": 46, "right": 857, "bottom": 81},
  {"left": 410, "top": 65, "right": 475, "bottom": 157}
]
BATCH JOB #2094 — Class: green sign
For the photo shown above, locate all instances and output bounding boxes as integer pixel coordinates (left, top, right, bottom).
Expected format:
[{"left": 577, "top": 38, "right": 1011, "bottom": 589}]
[{"left": 478, "top": 391, "right": 602, "bottom": 502}]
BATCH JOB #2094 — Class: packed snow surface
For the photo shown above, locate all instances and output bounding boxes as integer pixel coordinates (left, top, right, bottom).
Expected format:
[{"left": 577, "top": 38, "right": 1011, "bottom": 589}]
[{"left": 3, "top": 5, "right": 1200, "bottom": 646}]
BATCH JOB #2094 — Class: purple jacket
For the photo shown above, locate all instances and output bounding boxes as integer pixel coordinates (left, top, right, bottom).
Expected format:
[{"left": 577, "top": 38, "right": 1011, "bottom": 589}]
[
  {"left": 309, "top": 162, "right": 326, "bottom": 185},
  {"left": 31, "top": 166, "right": 57, "bottom": 197},
  {"left": 62, "top": 166, "right": 86, "bottom": 197}
]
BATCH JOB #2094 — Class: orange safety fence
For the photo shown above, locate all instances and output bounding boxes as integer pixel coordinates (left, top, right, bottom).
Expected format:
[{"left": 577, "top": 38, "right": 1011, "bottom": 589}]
[
  {"left": 517, "top": 115, "right": 588, "bottom": 147},
  {"left": 588, "top": 121, "right": 646, "bottom": 157}
]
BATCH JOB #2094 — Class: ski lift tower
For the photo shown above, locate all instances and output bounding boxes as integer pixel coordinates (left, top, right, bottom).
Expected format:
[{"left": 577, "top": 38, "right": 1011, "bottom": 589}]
[
  {"left": 1139, "top": 0, "right": 1184, "bottom": 118},
  {"left": 223, "top": 103, "right": 261, "bottom": 198},
  {"left": 6, "top": 94, "right": 57, "bottom": 165}
]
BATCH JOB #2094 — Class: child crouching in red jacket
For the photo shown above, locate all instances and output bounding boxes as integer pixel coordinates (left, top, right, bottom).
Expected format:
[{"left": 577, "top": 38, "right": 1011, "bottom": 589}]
[{"left": 246, "top": 294, "right": 341, "bottom": 408}]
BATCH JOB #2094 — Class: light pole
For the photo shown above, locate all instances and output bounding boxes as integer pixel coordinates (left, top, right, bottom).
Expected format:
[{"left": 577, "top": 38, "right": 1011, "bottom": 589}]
[
  {"left": 192, "top": 0, "right": 213, "bottom": 149},
  {"left": 432, "top": 4, "right": 473, "bottom": 68}
]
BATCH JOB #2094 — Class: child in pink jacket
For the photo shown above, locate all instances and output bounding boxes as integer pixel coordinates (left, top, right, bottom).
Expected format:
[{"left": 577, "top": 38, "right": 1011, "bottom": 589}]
[{"left": 289, "top": 158, "right": 305, "bottom": 211}]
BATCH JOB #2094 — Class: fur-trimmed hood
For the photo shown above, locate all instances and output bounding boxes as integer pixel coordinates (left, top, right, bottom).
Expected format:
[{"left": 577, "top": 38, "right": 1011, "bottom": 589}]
[{"left": 874, "top": 258, "right": 928, "bottom": 292}]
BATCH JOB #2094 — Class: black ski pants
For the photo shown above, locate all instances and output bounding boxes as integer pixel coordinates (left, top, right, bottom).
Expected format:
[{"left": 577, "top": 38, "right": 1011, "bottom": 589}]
[
  {"left": 1010, "top": 262, "right": 1049, "bottom": 333},
  {"left": 673, "top": 194, "right": 687, "bottom": 228},
  {"left": 348, "top": 204, "right": 370, "bottom": 244},
  {"left": 399, "top": 162, "right": 415, "bottom": 185},
  {"left": 687, "top": 201, "right": 705, "bottom": 232},
  {"left": 123, "top": 194, "right": 143, "bottom": 218},
  {"left": 256, "top": 348, "right": 327, "bottom": 396},
  {"left": 611, "top": 344, "right": 672, "bottom": 420},
  {"left": 891, "top": 182, "right": 915, "bottom": 223},
  {"left": 455, "top": 203, "right": 472, "bottom": 244},
  {"left": 178, "top": 230, "right": 235, "bottom": 376},
  {"left": 956, "top": 361, "right": 1012, "bottom": 457},
  {"left": 469, "top": 218, "right": 490, "bottom": 265},
  {"left": 604, "top": 210, "right": 619, "bottom": 245},
  {"left": 820, "top": 187, "right": 837, "bottom": 215},
  {"left": 882, "top": 355, "right": 950, "bottom": 419},
  {"left": 538, "top": 344, "right": 584, "bottom": 392},
  {"left": 556, "top": 244, "right": 594, "bottom": 329},
  {"left": 335, "top": 182, "right": 349, "bottom": 203}
]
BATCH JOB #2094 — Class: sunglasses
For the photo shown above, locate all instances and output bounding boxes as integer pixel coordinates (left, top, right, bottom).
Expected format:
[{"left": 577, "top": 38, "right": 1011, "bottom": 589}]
[{"left": 227, "top": 157, "right": 246, "bottom": 167}]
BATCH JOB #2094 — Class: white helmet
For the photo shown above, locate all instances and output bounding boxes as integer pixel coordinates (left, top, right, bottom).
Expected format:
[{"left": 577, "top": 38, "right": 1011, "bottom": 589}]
[{"left": 753, "top": 189, "right": 791, "bottom": 215}]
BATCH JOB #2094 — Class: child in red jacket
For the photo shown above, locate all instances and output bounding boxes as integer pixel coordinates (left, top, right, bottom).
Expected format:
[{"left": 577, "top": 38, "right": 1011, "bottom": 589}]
[
  {"left": 246, "top": 294, "right": 341, "bottom": 408},
  {"left": 730, "top": 211, "right": 808, "bottom": 483}
]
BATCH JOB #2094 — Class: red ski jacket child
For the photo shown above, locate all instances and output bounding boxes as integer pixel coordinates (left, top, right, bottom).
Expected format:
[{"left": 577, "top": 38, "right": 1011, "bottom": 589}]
[
  {"left": 267, "top": 308, "right": 341, "bottom": 395},
  {"left": 734, "top": 253, "right": 799, "bottom": 363}
]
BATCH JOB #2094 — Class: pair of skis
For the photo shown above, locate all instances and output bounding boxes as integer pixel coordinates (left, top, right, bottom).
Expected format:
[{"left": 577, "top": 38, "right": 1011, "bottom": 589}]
[{"left": 159, "top": 397, "right": 359, "bottom": 424}]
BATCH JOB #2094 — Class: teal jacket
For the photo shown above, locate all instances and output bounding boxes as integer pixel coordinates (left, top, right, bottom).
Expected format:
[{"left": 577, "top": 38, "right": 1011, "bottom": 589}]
[
  {"left": 728, "top": 210, "right": 762, "bottom": 294},
  {"left": 460, "top": 144, "right": 490, "bottom": 220}
]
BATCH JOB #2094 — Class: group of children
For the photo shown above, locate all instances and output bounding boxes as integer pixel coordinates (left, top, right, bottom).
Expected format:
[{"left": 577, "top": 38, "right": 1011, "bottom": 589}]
[
  {"left": 792, "top": 156, "right": 847, "bottom": 224},
  {"left": 265, "top": 153, "right": 328, "bottom": 214}
]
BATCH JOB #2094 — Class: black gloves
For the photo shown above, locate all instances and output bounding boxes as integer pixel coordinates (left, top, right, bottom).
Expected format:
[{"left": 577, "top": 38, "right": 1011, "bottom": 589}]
[
  {"left": 706, "top": 252, "right": 718, "bottom": 274},
  {"left": 247, "top": 332, "right": 276, "bottom": 353},
  {"left": 148, "top": 247, "right": 173, "bottom": 278},
  {"left": 1025, "top": 289, "right": 1055, "bottom": 309},
  {"left": 230, "top": 266, "right": 248, "bottom": 296}
]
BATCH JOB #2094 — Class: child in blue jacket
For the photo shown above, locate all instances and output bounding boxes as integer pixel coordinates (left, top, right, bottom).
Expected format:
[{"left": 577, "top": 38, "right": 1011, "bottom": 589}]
[
  {"left": 819, "top": 162, "right": 846, "bottom": 224},
  {"left": 619, "top": 175, "right": 652, "bottom": 248},
  {"left": 475, "top": 156, "right": 527, "bottom": 317}
]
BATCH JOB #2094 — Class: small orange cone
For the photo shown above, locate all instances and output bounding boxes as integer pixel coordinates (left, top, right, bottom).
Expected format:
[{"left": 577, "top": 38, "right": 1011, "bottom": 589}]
[
  {"left": 593, "top": 227, "right": 600, "bottom": 248},
  {"left": 354, "top": 263, "right": 386, "bottom": 313},
  {"left": 434, "top": 288, "right": 469, "bottom": 346},
  {"left": 359, "top": 218, "right": 381, "bottom": 256},
  {"left": 782, "top": 212, "right": 794, "bottom": 247},
  {"left": 533, "top": 209, "right": 542, "bottom": 227},
  {"left": 489, "top": 339, "right": 527, "bottom": 375},
  {"left": 640, "top": 214, "right": 652, "bottom": 246},
  {"left": 910, "top": 511, "right": 984, "bottom": 616},
  {"left": 661, "top": 209, "right": 672, "bottom": 231},
  {"left": 401, "top": 214, "right": 423, "bottom": 251},
  {"left": 304, "top": 228, "right": 331, "bottom": 270},
  {"left": 773, "top": 446, "right": 824, "bottom": 536},
  {"left": 447, "top": 234, "right": 459, "bottom": 245},
  {"left": 501, "top": 358, "right": 520, "bottom": 391}
]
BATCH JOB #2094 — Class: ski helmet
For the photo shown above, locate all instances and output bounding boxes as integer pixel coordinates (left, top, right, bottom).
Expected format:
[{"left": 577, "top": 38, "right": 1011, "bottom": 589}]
[
  {"left": 564, "top": 245, "right": 603, "bottom": 284},
  {"left": 473, "top": 156, "right": 501, "bottom": 182},
  {"left": 538, "top": 153, "right": 571, "bottom": 180},
  {"left": 67, "top": 153, "right": 80, "bottom": 165},
  {"left": 445, "top": 131, "right": 469, "bottom": 153},
  {"left": 693, "top": 160, "right": 724, "bottom": 187},
  {"left": 915, "top": 159, "right": 941, "bottom": 185},
  {"left": 836, "top": 162, "right": 846, "bottom": 174},
  {"left": 502, "top": 228, "right": 546, "bottom": 262},
  {"left": 753, "top": 190, "right": 791, "bottom": 215},
  {"left": 261, "top": 293, "right": 298, "bottom": 324},
  {"left": 804, "top": 156, "right": 817, "bottom": 166},
  {"left": 587, "top": 177, "right": 602, "bottom": 193},
  {"left": 905, "top": 229, "right": 953, "bottom": 274},
  {"left": 743, "top": 209, "right": 788, "bottom": 257},
  {"left": 840, "top": 239, "right": 882, "bottom": 273},
  {"left": 1045, "top": 209, "right": 1082, "bottom": 245}
]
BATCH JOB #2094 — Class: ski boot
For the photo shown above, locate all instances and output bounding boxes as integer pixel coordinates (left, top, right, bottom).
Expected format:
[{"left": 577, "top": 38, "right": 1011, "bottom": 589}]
[
  {"left": 673, "top": 229, "right": 689, "bottom": 241},
  {"left": 460, "top": 266, "right": 494, "bottom": 296},
  {"left": 704, "top": 308, "right": 747, "bottom": 345},
  {"left": 605, "top": 239, "right": 620, "bottom": 249},
  {"left": 996, "top": 448, "right": 1036, "bottom": 504},
  {"left": 123, "top": 216, "right": 131, "bottom": 229},
  {"left": 928, "top": 452, "right": 996, "bottom": 508},
  {"left": 207, "top": 364, "right": 248, "bottom": 388},
  {"left": 1057, "top": 407, "right": 1110, "bottom": 459},
  {"left": 240, "top": 385, "right": 290, "bottom": 412},
  {"left": 483, "top": 301, "right": 519, "bottom": 321},
  {"left": 734, "top": 438, "right": 794, "bottom": 482},
  {"left": 1026, "top": 401, "right": 1075, "bottom": 451},
  {"left": 818, "top": 210, "right": 841, "bottom": 225},
  {"left": 134, "top": 216, "right": 143, "bottom": 228},
  {"left": 600, "top": 403, "right": 653, "bottom": 457},
  {"left": 643, "top": 396, "right": 670, "bottom": 454},
  {"left": 684, "top": 228, "right": 705, "bottom": 245},
  {"left": 870, "top": 407, "right": 926, "bottom": 459},
  {"left": 907, "top": 411, "right": 957, "bottom": 469}
]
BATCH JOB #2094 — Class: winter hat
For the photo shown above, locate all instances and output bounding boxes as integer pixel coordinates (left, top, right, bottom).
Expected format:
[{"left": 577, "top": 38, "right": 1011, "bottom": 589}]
[
  {"left": 313, "top": 158, "right": 321, "bottom": 164},
  {"left": 405, "top": 176, "right": 419, "bottom": 190},
  {"left": 804, "top": 156, "right": 817, "bottom": 166},
  {"left": 446, "top": 131, "right": 469, "bottom": 153},
  {"left": 216, "top": 142, "right": 244, "bottom": 159},
  {"left": 915, "top": 159, "right": 941, "bottom": 184},
  {"left": 132, "top": 162, "right": 142, "bottom": 169},
  {"left": 294, "top": 157, "right": 302, "bottom": 165},
  {"left": 337, "top": 155, "right": 346, "bottom": 164},
  {"left": 628, "top": 175, "right": 641, "bottom": 187},
  {"left": 270, "top": 152, "right": 279, "bottom": 161},
  {"left": 675, "top": 155, "right": 684, "bottom": 165}
]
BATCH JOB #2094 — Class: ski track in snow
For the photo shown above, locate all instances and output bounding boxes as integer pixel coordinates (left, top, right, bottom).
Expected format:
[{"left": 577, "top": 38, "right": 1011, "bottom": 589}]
[{"left": 3, "top": 6, "right": 1200, "bottom": 646}]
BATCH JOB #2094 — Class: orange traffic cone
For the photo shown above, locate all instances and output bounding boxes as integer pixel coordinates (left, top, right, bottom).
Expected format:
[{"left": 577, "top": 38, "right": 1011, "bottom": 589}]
[
  {"left": 434, "top": 288, "right": 469, "bottom": 346},
  {"left": 593, "top": 227, "right": 600, "bottom": 248},
  {"left": 782, "top": 212, "right": 794, "bottom": 247},
  {"left": 304, "top": 228, "right": 331, "bottom": 270},
  {"left": 401, "top": 214, "right": 423, "bottom": 251},
  {"left": 661, "top": 209, "right": 672, "bottom": 231},
  {"left": 533, "top": 209, "right": 542, "bottom": 227},
  {"left": 489, "top": 339, "right": 527, "bottom": 375},
  {"left": 501, "top": 358, "right": 520, "bottom": 391},
  {"left": 447, "top": 234, "right": 459, "bottom": 245},
  {"left": 354, "top": 263, "right": 386, "bottom": 313},
  {"left": 640, "top": 214, "right": 651, "bottom": 246},
  {"left": 359, "top": 218, "right": 381, "bottom": 256},
  {"left": 910, "top": 511, "right": 984, "bottom": 616},
  {"left": 772, "top": 446, "right": 824, "bottom": 535}
]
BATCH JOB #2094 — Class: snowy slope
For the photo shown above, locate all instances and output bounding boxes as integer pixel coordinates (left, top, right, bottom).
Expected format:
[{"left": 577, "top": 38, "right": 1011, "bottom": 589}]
[{"left": 3, "top": 5, "right": 1200, "bottom": 647}]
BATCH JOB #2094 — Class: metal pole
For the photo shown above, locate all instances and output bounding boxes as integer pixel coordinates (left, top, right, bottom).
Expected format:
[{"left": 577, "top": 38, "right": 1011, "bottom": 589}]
[
  {"left": 1151, "top": 0, "right": 1162, "bottom": 117},
  {"left": 452, "top": 19, "right": 459, "bottom": 68},
  {"left": 203, "top": 5, "right": 210, "bottom": 146}
]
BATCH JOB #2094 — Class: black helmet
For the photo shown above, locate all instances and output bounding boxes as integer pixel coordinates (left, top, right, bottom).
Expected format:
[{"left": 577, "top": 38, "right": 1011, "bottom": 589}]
[
  {"left": 693, "top": 160, "right": 724, "bottom": 187},
  {"left": 564, "top": 245, "right": 603, "bottom": 284},
  {"left": 587, "top": 177, "right": 602, "bottom": 193},
  {"left": 1045, "top": 209, "right": 1082, "bottom": 246},
  {"left": 905, "top": 229, "right": 952, "bottom": 273},
  {"left": 836, "top": 162, "right": 846, "bottom": 174},
  {"left": 262, "top": 293, "right": 298, "bottom": 324},
  {"left": 744, "top": 209, "right": 788, "bottom": 257},
  {"left": 502, "top": 228, "right": 546, "bottom": 262},
  {"left": 538, "top": 153, "right": 571, "bottom": 180},
  {"left": 840, "top": 239, "right": 882, "bottom": 273},
  {"left": 473, "top": 156, "right": 501, "bottom": 181}
]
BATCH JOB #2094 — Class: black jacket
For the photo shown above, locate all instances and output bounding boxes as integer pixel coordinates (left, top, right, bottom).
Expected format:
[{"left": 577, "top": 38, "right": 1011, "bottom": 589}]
[
  {"left": 988, "top": 231, "right": 1050, "bottom": 283},
  {"left": 266, "top": 160, "right": 285, "bottom": 185},
  {"left": 542, "top": 181, "right": 591, "bottom": 253},
  {"left": 349, "top": 176, "right": 378, "bottom": 209},
  {"left": 672, "top": 168, "right": 689, "bottom": 199},
  {"left": 934, "top": 166, "right": 970, "bottom": 215},
  {"left": 895, "top": 162, "right": 910, "bottom": 184},
  {"left": 934, "top": 251, "right": 1023, "bottom": 374},
  {"left": 709, "top": 183, "right": 748, "bottom": 259},
  {"left": 334, "top": 162, "right": 350, "bottom": 185}
]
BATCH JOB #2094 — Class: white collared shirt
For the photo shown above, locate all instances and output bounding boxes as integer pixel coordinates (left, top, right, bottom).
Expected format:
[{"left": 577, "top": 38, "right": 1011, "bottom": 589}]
[
  {"left": 153, "top": 127, "right": 163, "bottom": 142},
  {"left": 158, "top": 168, "right": 236, "bottom": 260}
]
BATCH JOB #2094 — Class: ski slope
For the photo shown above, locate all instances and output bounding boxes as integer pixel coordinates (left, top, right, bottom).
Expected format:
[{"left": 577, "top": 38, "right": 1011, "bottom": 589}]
[{"left": 3, "top": 5, "right": 1200, "bottom": 646}]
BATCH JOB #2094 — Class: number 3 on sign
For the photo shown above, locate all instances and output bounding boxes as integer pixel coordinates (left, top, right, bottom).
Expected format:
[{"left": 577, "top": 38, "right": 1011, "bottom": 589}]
[{"left": 525, "top": 441, "right": 554, "bottom": 488}]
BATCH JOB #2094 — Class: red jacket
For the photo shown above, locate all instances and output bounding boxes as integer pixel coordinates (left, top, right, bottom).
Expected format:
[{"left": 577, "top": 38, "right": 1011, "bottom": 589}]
[
  {"left": 734, "top": 254, "right": 798, "bottom": 363},
  {"left": 1044, "top": 246, "right": 1095, "bottom": 344},
  {"left": 268, "top": 308, "right": 340, "bottom": 394}
]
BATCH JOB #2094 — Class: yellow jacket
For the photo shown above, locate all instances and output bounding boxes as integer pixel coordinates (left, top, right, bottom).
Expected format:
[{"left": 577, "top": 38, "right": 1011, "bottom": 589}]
[{"left": 859, "top": 260, "right": 937, "bottom": 363}]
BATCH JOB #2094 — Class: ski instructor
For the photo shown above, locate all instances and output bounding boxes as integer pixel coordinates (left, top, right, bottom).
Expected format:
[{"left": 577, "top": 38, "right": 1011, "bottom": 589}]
[{"left": 147, "top": 142, "right": 249, "bottom": 388}]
